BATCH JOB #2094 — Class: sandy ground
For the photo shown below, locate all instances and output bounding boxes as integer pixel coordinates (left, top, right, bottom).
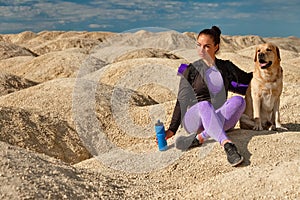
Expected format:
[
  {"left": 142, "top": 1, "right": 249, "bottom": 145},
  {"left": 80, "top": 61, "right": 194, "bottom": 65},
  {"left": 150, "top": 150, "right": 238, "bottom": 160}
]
[{"left": 0, "top": 30, "right": 299, "bottom": 199}]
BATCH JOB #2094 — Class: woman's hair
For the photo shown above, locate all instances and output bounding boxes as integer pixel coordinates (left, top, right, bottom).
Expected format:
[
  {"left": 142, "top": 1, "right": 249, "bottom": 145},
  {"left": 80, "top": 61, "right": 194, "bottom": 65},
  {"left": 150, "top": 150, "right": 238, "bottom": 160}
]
[{"left": 197, "top": 26, "right": 221, "bottom": 52}]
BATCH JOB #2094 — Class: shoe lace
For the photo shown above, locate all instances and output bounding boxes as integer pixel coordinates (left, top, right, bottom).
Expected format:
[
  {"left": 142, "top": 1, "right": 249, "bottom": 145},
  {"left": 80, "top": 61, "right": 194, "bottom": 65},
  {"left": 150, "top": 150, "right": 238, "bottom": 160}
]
[{"left": 225, "top": 143, "right": 237, "bottom": 156}]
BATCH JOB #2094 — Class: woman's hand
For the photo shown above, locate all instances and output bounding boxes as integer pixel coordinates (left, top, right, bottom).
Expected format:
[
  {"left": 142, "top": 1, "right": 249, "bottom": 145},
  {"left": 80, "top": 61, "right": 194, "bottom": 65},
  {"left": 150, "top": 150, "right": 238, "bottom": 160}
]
[
  {"left": 165, "top": 130, "right": 175, "bottom": 140},
  {"left": 198, "top": 47, "right": 215, "bottom": 67},
  {"left": 196, "top": 42, "right": 215, "bottom": 67},
  {"left": 155, "top": 129, "right": 174, "bottom": 144}
]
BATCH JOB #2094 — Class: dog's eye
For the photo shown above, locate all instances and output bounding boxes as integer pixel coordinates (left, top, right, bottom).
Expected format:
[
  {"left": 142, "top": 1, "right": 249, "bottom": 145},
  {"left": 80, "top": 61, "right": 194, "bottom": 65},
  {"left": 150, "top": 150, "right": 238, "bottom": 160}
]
[
  {"left": 267, "top": 48, "right": 272, "bottom": 51},
  {"left": 257, "top": 50, "right": 261, "bottom": 52}
]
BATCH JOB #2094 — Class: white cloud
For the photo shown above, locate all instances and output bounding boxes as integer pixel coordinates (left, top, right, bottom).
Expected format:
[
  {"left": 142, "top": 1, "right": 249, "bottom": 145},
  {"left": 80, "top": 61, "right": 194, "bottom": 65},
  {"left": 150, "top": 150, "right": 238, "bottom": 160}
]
[
  {"left": 261, "top": 0, "right": 299, "bottom": 4},
  {"left": 0, "top": 0, "right": 299, "bottom": 36},
  {"left": 88, "top": 24, "right": 112, "bottom": 29},
  {"left": 33, "top": 2, "right": 98, "bottom": 21},
  {"left": 221, "top": 2, "right": 248, "bottom": 7},
  {"left": 88, "top": 24, "right": 101, "bottom": 28},
  {"left": 0, "top": 21, "right": 56, "bottom": 33},
  {"left": 0, "top": 0, "right": 245, "bottom": 25},
  {"left": 0, "top": 0, "right": 33, "bottom": 5},
  {"left": 0, "top": 5, "right": 41, "bottom": 18}
]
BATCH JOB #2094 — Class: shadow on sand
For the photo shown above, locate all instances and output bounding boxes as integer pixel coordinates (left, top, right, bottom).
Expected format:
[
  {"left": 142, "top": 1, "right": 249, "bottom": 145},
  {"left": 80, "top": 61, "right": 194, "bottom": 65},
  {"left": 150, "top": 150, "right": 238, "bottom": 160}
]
[{"left": 227, "top": 123, "right": 300, "bottom": 167}]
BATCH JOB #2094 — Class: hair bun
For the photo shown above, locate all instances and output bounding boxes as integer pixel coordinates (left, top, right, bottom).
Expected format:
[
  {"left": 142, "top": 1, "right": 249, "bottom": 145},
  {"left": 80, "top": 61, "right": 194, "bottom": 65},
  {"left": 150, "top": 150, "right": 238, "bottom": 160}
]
[{"left": 211, "top": 26, "right": 221, "bottom": 36}]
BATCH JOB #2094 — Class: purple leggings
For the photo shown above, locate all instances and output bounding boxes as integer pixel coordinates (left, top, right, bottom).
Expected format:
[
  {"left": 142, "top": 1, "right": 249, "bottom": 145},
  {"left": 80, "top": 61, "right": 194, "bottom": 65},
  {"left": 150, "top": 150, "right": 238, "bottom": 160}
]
[{"left": 183, "top": 96, "right": 246, "bottom": 144}]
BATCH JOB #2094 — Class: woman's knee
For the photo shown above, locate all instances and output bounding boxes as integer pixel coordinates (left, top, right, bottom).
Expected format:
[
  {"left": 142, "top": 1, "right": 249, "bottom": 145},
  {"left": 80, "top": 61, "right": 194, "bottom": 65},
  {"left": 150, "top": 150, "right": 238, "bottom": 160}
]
[
  {"left": 229, "top": 96, "right": 246, "bottom": 111},
  {"left": 196, "top": 100, "right": 213, "bottom": 110},
  {"left": 183, "top": 101, "right": 212, "bottom": 133}
]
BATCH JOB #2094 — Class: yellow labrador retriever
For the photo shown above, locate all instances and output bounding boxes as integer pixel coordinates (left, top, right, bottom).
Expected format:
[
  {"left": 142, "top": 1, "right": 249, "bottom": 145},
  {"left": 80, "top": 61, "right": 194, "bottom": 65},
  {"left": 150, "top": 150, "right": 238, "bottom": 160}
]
[{"left": 240, "top": 43, "right": 287, "bottom": 131}]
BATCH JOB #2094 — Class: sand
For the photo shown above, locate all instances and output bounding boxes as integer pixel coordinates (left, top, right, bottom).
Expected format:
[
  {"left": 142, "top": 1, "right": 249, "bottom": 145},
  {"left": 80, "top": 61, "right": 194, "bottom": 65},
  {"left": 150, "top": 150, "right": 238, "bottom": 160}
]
[{"left": 0, "top": 30, "right": 299, "bottom": 199}]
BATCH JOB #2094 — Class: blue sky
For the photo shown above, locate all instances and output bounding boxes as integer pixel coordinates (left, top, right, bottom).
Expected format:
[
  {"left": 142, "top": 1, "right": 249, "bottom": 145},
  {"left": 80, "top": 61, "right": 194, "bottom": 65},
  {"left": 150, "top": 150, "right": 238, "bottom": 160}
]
[{"left": 0, "top": 0, "right": 299, "bottom": 37}]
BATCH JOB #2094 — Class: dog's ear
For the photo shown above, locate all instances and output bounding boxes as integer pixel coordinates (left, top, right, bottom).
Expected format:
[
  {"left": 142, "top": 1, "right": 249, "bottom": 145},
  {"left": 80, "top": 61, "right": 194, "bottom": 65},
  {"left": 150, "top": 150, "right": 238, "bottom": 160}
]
[
  {"left": 276, "top": 46, "right": 281, "bottom": 61},
  {"left": 254, "top": 47, "right": 258, "bottom": 62}
]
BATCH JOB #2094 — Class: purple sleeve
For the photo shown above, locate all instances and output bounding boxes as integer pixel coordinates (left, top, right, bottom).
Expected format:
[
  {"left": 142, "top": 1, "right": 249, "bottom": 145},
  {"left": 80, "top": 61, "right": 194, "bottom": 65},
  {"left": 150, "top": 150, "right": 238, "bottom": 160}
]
[
  {"left": 230, "top": 81, "right": 248, "bottom": 95},
  {"left": 177, "top": 64, "right": 189, "bottom": 75}
]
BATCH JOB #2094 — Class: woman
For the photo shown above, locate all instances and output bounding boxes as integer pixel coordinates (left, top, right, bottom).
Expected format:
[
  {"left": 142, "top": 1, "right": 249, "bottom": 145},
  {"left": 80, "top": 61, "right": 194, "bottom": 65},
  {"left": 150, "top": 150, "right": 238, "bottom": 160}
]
[{"left": 165, "top": 26, "right": 252, "bottom": 167}]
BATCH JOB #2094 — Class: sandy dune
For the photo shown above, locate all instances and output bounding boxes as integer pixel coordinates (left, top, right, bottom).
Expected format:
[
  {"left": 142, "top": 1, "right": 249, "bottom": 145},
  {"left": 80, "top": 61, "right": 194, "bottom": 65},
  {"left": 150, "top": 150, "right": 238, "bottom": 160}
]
[{"left": 0, "top": 30, "right": 299, "bottom": 199}]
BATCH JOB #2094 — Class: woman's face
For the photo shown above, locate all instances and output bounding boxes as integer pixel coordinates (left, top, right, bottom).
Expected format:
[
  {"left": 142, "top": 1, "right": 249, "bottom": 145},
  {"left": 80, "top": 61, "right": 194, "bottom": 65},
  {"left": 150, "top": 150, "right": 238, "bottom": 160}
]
[{"left": 196, "top": 34, "right": 219, "bottom": 60}]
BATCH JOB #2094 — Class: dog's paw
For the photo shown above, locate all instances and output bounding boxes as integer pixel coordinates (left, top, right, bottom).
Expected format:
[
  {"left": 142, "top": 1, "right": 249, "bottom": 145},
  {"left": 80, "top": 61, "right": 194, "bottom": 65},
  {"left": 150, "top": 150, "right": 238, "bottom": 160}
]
[
  {"left": 253, "top": 123, "right": 263, "bottom": 131},
  {"left": 275, "top": 122, "right": 288, "bottom": 131},
  {"left": 269, "top": 125, "right": 277, "bottom": 131},
  {"left": 253, "top": 118, "right": 263, "bottom": 131},
  {"left": 276, "top": 126, "right": 288, "bottom": 131}
]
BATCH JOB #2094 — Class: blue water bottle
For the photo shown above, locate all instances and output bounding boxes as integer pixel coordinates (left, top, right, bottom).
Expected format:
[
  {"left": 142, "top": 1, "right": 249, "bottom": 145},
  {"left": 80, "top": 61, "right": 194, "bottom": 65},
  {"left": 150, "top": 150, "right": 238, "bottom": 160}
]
[{"left": 155, "top": 120, "right": 168, "bottom": 151}]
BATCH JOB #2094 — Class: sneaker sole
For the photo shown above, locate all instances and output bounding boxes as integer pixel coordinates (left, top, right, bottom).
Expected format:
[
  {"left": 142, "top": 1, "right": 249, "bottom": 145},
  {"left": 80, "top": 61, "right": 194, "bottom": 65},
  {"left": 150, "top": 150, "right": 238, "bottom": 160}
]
[{"left": 230, "top": 156, "right": 244, "bottom": 167}]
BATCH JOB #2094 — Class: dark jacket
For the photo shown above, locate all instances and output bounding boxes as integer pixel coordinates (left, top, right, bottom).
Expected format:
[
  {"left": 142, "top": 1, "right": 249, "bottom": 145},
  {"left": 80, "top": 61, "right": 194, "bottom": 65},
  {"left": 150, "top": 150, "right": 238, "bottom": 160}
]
[{"left": 168, "top": 58, "right": 253, "bottom": 134}]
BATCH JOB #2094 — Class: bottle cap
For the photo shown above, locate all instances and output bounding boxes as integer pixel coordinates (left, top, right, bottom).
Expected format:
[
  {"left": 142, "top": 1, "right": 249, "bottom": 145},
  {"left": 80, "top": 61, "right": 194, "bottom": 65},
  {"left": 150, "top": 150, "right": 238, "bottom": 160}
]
[{"left": 155, "top": 119, "right": 163, "bottom": 126}]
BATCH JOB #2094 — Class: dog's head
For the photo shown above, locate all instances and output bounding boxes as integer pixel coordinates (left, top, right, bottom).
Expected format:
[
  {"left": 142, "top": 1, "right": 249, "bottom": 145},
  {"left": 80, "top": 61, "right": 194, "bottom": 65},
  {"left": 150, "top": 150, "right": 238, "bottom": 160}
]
[{"left": 254, "top": 43, "right": 281, "bottom": 69}]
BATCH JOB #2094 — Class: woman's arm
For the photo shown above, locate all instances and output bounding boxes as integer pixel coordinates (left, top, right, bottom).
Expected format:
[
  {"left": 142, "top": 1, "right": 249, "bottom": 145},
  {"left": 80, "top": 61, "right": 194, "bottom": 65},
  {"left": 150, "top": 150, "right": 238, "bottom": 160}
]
[
  {"left": 168, "top": 100, "right": 182, "bottom": 134},
  {"left": 167, "top": 64, "right": 196, "bottom": 136},
  {"left": 227, "top": 61, "right": 253, "bottom": 95},
  {"left": 231, "top": 63, "right": 253, "bottom": 85}
]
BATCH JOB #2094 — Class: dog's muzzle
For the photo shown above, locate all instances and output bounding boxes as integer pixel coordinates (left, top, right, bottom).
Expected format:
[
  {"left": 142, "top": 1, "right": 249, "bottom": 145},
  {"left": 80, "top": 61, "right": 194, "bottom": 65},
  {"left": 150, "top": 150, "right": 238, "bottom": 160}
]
[{"left": 258, "top": 53, "right": 272, "bottom": 69}]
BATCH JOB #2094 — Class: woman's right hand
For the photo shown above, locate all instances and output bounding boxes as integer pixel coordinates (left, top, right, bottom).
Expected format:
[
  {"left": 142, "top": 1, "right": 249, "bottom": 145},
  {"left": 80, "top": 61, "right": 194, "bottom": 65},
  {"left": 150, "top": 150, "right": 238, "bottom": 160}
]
[
  {"left": 197, "top": 45, "right": 215, "bottom": 67},
  {"left": 165, "top": 130, "right": 175, "bottom": 140},
  {"left": 155, "top": 129, "right": 174, "bottom": 145}
]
